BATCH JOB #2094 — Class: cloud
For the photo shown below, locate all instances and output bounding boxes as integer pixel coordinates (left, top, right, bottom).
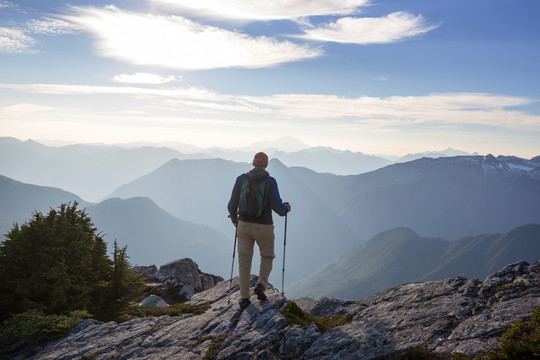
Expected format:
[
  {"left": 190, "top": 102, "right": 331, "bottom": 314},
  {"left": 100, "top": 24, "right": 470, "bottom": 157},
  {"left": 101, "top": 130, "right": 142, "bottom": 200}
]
[
  {"left": 0, "top": 83, "right": 220, "bottom": 99},
  {"left": 150, "top": 0, "right": 370, "bottom": 21},
  {"left": 0, "top": 9, "right": 83, "bottom": 54},
  {"left": 1, "top": 103, "right": 57, "bottom": 117},
  {"left": 248, "top": 93, "right": 539, "bottom": 129},
  {"left": 0, "top": 1, "right": 17, "bottom": 10},
  {"left": 112, "top": 73, "right": 182, "bottom": 84},
  {"left": 298, "top": 12, "right": 439, "bottom": 44},
  {"left": 0, "top": 27, "right": 38, "bottom": 54},
  {"left": 1, "top": 82, "right": 538, "bottom": 130},
  {"left": 64, "top": 6, "right": 322, "bottom": 70},
  {"left": 26, "top": 18, "right": 84, "bottom": 35}
]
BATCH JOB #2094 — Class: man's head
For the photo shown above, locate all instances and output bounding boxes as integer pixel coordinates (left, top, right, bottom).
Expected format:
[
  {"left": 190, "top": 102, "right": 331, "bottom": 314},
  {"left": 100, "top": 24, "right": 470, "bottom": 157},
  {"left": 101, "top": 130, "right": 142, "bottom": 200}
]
[{"left": 253, "top": 152, "right": 269, "bottom": 168}]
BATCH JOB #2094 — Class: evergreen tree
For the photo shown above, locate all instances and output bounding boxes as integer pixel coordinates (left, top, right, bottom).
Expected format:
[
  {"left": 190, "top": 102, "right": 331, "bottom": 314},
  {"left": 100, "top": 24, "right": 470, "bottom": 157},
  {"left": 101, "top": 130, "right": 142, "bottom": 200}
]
[
  {"left": 97, "top": 240, "right": 144, "bottom": 319},
  {"left": 0, "top": 202, "right": 141, "bottom": 319}
]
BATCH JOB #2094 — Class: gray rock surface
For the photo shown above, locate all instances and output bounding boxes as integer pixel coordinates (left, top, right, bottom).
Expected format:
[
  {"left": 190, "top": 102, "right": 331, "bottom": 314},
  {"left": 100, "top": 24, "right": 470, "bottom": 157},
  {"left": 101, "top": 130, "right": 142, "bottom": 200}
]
[
  {"left": 137, "top": 258, "right": 224, "bottom": 299},
  {"left": 31, "top": 260, "right": 540, "bottom": 359}
]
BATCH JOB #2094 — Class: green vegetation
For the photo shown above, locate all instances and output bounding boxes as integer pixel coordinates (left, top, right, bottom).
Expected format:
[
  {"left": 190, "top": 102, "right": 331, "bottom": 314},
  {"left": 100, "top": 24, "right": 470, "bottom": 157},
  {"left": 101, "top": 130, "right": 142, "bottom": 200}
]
[
  {"left": 496, "top": 282, "right": 538, "bottom": 297},
  {"left": 391, "top": 307, "right": 540, "bottom": 360},
  {"left": 398, "top": 345, "right": 431, "bottom": 360},
  {"left": 281, "top": 300, "right": 360, "bottom": 333},
  {"left": 202, "top": 333, "right": 230, "bottom": 360},
  {"left": 0, "top": 202, "right": 145, "bottom": 350},
  {"left": 473, "top": 307, "right": 540, "bottom": 360},
  {"left": 0, "top": 310, "right": 79, "bottom": 352},
  {"left": 134, "top": 301, "right": 211, "bottom": 319},
  {"left": 496, "top": 282, "right": 528, "bottom": 292},
  {"left": 80, "top": 350, "right": 102, "bottom": 359}
]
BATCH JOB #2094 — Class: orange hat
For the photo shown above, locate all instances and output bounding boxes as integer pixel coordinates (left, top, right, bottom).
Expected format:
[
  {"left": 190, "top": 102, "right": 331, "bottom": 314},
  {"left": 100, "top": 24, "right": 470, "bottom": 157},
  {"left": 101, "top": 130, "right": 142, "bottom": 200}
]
[{"left": 253, "top": 152, "right": 269, "bottom": 168}]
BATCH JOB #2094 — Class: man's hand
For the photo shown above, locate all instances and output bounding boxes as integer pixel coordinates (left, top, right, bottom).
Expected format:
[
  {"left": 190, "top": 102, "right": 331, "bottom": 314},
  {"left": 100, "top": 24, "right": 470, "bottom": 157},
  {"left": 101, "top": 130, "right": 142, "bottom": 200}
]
[
  {"left": 228, "top": 214, "right": 238, "bottom": 226},
  {"left": 283, "top": 202, "right": 291, "bottom": 212}
]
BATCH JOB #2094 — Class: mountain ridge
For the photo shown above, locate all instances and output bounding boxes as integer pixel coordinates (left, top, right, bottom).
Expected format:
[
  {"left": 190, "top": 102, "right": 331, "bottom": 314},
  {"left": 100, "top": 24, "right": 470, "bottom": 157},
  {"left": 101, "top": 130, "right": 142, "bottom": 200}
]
[{"left": 288, "top": 224, "right": 540, "bottom": 300}]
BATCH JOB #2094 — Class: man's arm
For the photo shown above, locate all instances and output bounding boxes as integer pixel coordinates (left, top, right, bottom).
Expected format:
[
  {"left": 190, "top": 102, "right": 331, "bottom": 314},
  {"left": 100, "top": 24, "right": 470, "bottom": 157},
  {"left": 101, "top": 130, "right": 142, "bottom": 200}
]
[
  {"left": 268, "top": 177, "right": 290, "bottom": 216},
  {"left": 227, "top": 175, "right": 243, "bottom": 225}
]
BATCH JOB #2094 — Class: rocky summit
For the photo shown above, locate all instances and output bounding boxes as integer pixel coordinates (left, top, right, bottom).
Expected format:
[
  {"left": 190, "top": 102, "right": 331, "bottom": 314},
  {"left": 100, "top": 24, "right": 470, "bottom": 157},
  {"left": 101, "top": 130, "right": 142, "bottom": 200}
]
[{"left": 32, "top": 260, "right": 540, "bottom": 359}]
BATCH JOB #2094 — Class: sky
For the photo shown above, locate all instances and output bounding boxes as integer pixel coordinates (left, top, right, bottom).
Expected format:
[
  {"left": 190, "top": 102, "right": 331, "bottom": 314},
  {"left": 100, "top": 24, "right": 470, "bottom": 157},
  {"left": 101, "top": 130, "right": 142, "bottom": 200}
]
[{"left": 0, "top": 0, "right": 539, "bottom": 158}]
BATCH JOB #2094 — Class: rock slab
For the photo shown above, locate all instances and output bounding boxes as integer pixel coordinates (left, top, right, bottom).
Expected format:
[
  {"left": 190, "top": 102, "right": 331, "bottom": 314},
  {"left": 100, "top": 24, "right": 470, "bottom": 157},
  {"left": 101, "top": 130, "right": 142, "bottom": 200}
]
[{"left": 32, "top": 260, "right": 540, "bottom": 359}]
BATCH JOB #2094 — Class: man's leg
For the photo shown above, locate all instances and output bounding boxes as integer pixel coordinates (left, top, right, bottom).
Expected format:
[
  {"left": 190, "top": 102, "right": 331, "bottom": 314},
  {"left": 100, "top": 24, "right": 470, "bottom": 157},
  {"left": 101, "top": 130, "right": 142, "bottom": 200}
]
[
  {"left": 237, "top": 221, "right": 255, "bottom": 300},
  {"left": 254, "top": 223, "right": 275, "bottom": 291}
]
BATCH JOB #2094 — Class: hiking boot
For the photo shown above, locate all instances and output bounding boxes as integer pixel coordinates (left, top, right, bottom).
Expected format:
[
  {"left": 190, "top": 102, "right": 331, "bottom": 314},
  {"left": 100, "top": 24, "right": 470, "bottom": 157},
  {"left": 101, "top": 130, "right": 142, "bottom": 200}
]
[
  {"left": 254, "top": 283, "right": 267, "bottom": 301},
  {"left": 239, "top": 298, "right": 251, "bottom": 308}
]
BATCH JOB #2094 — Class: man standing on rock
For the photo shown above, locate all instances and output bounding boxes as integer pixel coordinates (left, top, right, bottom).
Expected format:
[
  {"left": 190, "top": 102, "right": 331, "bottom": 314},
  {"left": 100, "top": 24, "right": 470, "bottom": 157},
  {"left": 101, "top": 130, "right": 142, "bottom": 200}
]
[{"left": 228, "top": 152, "right": 291, "bottom": 308}]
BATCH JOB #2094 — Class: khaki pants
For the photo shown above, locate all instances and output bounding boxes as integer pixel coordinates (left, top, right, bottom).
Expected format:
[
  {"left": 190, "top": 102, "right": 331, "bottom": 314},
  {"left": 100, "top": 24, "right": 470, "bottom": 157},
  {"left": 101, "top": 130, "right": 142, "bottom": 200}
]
[{"left": 237, "top": 221, "right": 275, "bottom": 299}]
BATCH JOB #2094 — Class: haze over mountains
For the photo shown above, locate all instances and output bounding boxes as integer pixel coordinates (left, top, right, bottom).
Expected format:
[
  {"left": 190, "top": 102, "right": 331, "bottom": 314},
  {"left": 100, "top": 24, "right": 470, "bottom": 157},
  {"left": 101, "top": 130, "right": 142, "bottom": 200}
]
[{"left": 1, "top": 136, "right": 539, "bottom": 298}]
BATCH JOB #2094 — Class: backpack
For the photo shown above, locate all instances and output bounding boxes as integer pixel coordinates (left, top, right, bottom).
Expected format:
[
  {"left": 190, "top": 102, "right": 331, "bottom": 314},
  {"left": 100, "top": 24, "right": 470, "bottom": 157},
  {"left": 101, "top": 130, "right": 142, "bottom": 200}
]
[{"left": 238, "top": 176, "right": 267, "bottom": 220}]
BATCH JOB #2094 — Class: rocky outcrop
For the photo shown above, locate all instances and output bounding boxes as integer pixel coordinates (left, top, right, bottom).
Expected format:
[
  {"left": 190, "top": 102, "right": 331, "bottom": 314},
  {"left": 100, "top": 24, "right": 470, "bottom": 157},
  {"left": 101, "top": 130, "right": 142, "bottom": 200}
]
[
  {"left": 135, "top": 258, "right": 224, "bottom": 299},
  {"left": 155, "top": 258, "right": 224, "bottom": 298},
  {"left": 31, "top": 260, "right": 540, "bottom": 359}
]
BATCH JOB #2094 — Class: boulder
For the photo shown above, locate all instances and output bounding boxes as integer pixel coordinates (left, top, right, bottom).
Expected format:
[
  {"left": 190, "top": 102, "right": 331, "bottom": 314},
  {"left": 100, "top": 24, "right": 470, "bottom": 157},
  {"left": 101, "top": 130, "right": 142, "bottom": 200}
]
[
  {"left": 133, "top": 265, "right": 158, "bottom": 281},
  {"left": 155, "top": 258, "right": 224, "bottom": 298}
]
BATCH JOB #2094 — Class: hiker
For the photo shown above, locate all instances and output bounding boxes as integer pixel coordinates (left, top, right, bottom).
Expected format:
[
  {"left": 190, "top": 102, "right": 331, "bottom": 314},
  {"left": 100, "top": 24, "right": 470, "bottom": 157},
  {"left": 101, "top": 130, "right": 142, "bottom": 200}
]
[{"left": 228, "top": 152, "right": 291, "bottom": 308}]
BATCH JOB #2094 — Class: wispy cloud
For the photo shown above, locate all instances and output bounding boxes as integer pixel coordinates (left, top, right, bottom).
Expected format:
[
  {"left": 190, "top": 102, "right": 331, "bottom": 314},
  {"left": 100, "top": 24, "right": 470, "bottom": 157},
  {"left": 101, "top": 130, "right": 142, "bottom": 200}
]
[
  {"left": 250, "top": 93, "right": 537, "bottom": 128},
  {"left": 112, "top": 73, "right": 183, "bottom": 84},
  {"left": 0, "top": 1, "right": 19, "bottom": 10},
  {"left": 150, "top": 0, "right": 370, "bottom": 20},
  {"left": 0, "top": 15, "right": 81, "bottom": 54},
  {"left": 298, "top": 12, "right": 439, "bottom": 44},
  {"left": 1, "top": 82, "right": 537, "bottom": 130},
  {"left": 26, "top": 18, "right": 84, "bottom": 35},
  {"left": 0, "top": 27, "right": 37, "bottom": 54},
  {"left": 64, "top": 6, "right": 322, "bottom": 70},
  {"left": 1, "top": 103, "right": 57, "bottom": 117},
  {"left": 0, "top": 83, "right": 218, "bottom": 99}
]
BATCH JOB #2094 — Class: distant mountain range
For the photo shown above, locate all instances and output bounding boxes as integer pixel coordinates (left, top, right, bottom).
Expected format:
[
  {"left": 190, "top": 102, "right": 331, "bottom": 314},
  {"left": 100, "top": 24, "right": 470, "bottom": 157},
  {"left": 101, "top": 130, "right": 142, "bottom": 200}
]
[
  {"left": 0, "top": 137, "right": 492, "bottom": 202},
  {"left": 288, "top": 224, "right": 540, "bottom": 300},
  {"left": 394, "top": 148, "right": 480, "bottom": 163},
  {"left": 0, "top": 137, "right": 196, "bottom": 202},
  {"left": 0, "top": 175, "right": 88, "bottom": 235},
  {"left": 272, "top": 147, "right": 392, "bottom": 175},
  {"left": 328, "top": 154, "right": 540, "bottom": 240}
]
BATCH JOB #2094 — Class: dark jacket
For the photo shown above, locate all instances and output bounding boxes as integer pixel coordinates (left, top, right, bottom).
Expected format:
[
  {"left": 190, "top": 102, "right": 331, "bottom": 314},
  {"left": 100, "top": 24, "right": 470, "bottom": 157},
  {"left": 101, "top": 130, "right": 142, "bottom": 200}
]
[{"left": 228, "top": 168, "right": 288, "bottom": 225}]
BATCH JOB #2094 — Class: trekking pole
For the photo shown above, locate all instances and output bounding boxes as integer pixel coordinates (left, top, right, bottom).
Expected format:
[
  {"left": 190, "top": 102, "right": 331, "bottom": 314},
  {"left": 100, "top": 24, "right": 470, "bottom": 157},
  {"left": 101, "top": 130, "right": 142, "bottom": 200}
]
[
  {"left": 227, "top": 224, "right": 238, "bottom": 305},
  {"left": 281, "top": 208, "right": 288, "bottom": 297}
]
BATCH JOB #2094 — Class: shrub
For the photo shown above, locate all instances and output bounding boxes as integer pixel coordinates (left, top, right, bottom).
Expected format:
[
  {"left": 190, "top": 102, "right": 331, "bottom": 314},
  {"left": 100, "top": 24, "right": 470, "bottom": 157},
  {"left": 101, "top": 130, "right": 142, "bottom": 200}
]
[
  {"left": 0, "top": 310, "right": 79, "bottom": 353},
  {"left": 281, "top": 300, "right": 360, "bottom": 333},
  {"left": 472, "top": 307, "right": 540, "bottom": 360},
  {"left": 399, "top": 345, "right": 431, "bottom": 360},
  {"left": 485, "top": 306, "right": 540, "bottom": 359}
]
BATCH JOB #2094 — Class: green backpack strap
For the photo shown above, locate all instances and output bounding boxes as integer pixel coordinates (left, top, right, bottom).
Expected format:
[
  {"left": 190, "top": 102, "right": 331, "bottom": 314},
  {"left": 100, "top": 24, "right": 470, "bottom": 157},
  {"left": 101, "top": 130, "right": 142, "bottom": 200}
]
[{"left": 254, "top": 180, "right": 266, "bottom": 218}]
